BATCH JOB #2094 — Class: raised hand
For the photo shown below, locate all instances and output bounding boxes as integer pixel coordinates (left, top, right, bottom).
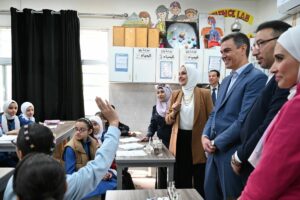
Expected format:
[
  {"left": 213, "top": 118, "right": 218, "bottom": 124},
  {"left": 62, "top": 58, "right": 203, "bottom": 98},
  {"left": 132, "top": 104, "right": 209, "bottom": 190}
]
[{"left": 95, "top": 97, "right": 119, "bottom": 127}]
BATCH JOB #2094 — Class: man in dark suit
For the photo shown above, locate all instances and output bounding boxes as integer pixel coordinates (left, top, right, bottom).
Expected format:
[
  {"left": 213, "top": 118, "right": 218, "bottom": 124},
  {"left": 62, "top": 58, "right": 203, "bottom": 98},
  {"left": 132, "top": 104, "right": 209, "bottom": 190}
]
[
  {"left": 230, "top": 21, "right": 291, "bottom": 186},
  {"left": 206, "top": 69, "right": 220, "bottom": 105},
  {"left": 202, "top": 32, "right": 267, "bottom": 199}
]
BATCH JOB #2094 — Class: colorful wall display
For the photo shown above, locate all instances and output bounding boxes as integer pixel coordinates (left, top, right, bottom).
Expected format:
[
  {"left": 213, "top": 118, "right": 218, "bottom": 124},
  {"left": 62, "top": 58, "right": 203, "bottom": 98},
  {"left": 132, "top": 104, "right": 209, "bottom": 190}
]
[
  {"left": 165, "top": 21, "right": 199, "bottom": 49},
  {"left": 169, "top": 1, "right": 182, "bottom": 21},
  {"left": 199, "top": 14, "right": 225, "bottom": 49},
  {"left": 209, "top": 8, "right": 254, "bottom": 25},
  {"left": 155, "top": 5, "right": 169, "bottom": 34},
  {"left": 119, "top": 2, "right": 256, "bottom": 49}
]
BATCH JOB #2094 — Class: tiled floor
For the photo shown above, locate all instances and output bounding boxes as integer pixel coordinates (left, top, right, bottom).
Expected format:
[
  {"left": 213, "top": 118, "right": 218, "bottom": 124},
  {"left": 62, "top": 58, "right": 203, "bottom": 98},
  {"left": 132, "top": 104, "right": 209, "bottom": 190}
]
[
  {"left": 132, "top": 177, "right": 156, "bottom": 189},
  {"left": 129, "top": 168, "right": 156, "bottom": 189}
]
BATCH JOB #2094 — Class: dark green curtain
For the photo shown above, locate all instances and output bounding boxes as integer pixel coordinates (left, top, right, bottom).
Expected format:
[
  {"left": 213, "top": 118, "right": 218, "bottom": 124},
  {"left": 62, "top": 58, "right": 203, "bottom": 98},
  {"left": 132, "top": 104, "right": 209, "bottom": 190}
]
[{"left": 11, "top": 7, "right": 84, "bottom": 122}]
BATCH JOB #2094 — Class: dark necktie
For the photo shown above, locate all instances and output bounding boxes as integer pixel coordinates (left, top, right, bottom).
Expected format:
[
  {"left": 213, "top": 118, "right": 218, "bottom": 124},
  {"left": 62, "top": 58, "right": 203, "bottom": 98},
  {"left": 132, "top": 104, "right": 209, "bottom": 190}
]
[{"left": 212, "top": 88, "right": 217, "bottom": 105}]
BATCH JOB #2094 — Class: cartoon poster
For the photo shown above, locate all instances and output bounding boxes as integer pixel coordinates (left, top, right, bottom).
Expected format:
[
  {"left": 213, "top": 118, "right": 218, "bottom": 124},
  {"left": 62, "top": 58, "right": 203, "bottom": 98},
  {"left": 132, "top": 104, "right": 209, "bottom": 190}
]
[{"left": 199, "top": 14, "right": 225, "bottom": 49}]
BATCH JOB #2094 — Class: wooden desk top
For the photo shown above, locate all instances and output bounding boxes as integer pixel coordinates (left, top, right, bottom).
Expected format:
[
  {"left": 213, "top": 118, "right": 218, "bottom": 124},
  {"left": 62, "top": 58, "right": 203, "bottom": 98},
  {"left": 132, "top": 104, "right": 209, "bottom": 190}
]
[
  {"left": 0, "top": 121, "right": 74, "bottom": 152},
  {"left": 52, "top": 121, "right": 75, "bottom": 144},
  {"left": 106, "top": 189, "right": 203, "bottom": 200}
]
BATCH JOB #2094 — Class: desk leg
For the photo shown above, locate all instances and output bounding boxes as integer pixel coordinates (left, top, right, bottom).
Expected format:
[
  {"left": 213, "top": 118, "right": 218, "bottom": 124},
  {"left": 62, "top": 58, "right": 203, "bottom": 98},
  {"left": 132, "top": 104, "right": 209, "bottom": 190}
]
[
  {"left": 167, "top": 165, "right": 174, "bottom": 183},
  {"left": 117, "top": 166, "right": 123, "bottom": 190}
]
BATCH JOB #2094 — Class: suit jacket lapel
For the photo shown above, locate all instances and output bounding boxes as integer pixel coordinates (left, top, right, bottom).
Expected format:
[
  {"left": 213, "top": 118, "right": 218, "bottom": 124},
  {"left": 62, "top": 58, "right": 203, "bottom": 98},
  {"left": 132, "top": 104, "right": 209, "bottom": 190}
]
[
  {"left": 216, "top": 76, "right": 231, "bottom": 110},
  {"left": 220, "top": 64, "right": 254, "bottom": 108}
]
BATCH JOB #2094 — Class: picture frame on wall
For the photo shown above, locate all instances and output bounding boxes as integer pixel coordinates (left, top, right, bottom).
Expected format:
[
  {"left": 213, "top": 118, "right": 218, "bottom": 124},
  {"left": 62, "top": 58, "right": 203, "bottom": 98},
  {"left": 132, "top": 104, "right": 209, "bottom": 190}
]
[
  {"left": 160, "top": 61, "right": 173, "bottom": 79},
  {"left": 115, "top": 53, "right": 129, "bottom": 72},
  {"left": 185, "top": 62, "right": 198, "bottom": 69},
  {"left": 208, "top": 55, "right": 222, "bottom": 72},
  {"left": 199, "top": 14, "right": 225, "bottom": 49},
  {"left": 165, "top": 21, "right": 199, "bottom": 49}
]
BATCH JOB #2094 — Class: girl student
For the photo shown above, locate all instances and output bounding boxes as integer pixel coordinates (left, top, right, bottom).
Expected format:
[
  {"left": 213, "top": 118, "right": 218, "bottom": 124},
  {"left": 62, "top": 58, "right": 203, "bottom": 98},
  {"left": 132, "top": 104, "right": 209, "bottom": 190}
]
[
  {"left": 63, "top": 117, "right": 117, "bottom": 199},
  {"left": 18, "top": 102, "right": 35, "bottom": 126},
  {"left": 0, "top": 100, "right": 20, "bottom": 167},
  {"left": 4, "top": 96, "right": 121, "bottom": 200},
  {"left": 63, "top": 118, "right": 100, "bottom": 174},
  {"left": 13, "top": 153, "right": 66, "bottom": 200},
  {"left": 0, "top": 100, "right": 20, "bottom": 136},
  {"left": 89, "top": 115, "right": 104, "bottom": 144}
]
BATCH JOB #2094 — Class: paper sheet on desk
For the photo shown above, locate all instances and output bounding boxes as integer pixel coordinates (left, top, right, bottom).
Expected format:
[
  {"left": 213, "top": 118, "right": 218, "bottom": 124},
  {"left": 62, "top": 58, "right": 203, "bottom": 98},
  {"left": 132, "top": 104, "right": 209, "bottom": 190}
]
[
  {"left": 0, "top": 135, "right": 17, "bottom": 143},
  {"left": 0, "top": 135, "right": 17, "bottom": 141},
  {"left": 119, "top": 137, "right": 140, "bottom": 143},
  {"left": 119, "top": 143, "right": 144, "bottom": 150},
  {"left": 117, "top": 150, "right": 147, "bottom": 157}
]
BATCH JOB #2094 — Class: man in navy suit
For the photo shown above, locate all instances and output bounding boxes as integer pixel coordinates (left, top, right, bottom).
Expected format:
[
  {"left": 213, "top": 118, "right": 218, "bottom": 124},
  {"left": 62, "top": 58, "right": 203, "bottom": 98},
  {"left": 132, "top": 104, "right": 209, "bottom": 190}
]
[
  {"left": 206, "top": 69, "right": 220, "bottom": 105},
  {"left": 230, "top": 21, "right": 291, "bottom": 186},
  {"left": 202, "top": 32, "right": 267, "bottom": 200}
]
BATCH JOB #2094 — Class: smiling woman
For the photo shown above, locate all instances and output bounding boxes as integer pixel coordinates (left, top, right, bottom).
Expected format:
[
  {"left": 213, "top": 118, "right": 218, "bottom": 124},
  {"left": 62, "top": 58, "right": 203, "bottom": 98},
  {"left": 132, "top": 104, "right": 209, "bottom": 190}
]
[
  {"left": 271, "top": 42, "right": 300, "bottom": 89},
  {"left": 240, "top": 25, "right": 300, "bottom": 200},
  {"left": 165, "top": 65, "right": 213, "bottom": 197}
]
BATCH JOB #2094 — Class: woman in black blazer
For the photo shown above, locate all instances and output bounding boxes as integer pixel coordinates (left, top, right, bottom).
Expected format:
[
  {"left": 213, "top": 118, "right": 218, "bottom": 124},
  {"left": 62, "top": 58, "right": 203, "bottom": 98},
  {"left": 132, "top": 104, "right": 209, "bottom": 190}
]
[{"left": 141, "top": 83, "right": 173, "bottom": 188}]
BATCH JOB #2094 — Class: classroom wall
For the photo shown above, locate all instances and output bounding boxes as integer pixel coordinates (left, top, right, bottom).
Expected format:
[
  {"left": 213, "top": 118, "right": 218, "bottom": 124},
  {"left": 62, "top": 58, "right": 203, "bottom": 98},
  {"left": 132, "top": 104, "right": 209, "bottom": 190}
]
[
  {"left": 109, "top": 83, "right": 180, "bottom": 132},
  {"left": 1, "top": 0, "right": 259, "bottom": 33},
  {"left": 255, "top": 0, "right": 300, "bottom": 27},
  {"left": 1, "top": 0, "right": 297, "bottom": 133}
]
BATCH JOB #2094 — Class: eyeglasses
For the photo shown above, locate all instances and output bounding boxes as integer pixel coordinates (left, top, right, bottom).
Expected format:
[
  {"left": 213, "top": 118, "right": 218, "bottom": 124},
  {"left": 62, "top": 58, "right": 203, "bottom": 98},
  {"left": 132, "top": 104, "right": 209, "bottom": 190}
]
[
  {"left": 74, "top": 127, "right": 87, "bottom": 133},
  {"left": 252, "top": 36, "right": 279, "bottom": 50}
]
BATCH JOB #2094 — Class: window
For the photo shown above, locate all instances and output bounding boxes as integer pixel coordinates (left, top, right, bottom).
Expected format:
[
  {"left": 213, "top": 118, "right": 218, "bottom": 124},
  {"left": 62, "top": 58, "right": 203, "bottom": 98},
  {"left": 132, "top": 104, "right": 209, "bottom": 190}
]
[
  {"left": 0, "top": 28, "right": 109, "bottom": 116},
  {"left": 80, "top": 29, "right": 109, "bottom": 116},
  {"left": 0, "top": 28, "right": 12, "bottom": 111}
]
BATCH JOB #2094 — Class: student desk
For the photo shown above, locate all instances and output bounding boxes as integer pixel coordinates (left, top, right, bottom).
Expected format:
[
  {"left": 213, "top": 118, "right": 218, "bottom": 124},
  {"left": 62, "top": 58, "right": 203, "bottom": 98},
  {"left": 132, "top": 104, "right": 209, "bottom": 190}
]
[
  {"left": 106, "top": 189, "right": 203, "bottom": 200},
  {"left": 0, "top": 168, "right": 14, "bottom": 193},
  {"left": 52, "top": 121, "right": 75, "bottom": 144},
  {"left": 0, "top": 121, "right": 75, "bottom": 152},
  {"left": 115, "top": 142, "right": 175, "bottom": 190}
]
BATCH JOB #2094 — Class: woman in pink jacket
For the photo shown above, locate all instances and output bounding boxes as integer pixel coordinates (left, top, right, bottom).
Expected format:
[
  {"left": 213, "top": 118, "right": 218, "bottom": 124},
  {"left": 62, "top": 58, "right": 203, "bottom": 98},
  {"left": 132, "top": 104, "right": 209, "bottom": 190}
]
[{"left": 240, "top": 25, "right": 300, "bottom": 199}]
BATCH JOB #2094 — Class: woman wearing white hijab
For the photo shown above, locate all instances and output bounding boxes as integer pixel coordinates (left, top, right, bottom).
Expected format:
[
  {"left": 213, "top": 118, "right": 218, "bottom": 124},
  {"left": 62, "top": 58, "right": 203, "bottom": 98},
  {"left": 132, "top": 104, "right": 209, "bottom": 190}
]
[
  {"left": 0, "top": 100, "right": 20, "bottom": 135},
  {"left": 89, "top": 115, "right": 103, "bottom": 144},
  {"left": 0, "top": 100, "right": 19, "bottom": 167},
  {"left": 240, "top": 26, "right": 300, "bottom": 199},
  {"left": 165, "top": 65, "right": 213, "bottom": 196},
  {"left": 19, "top": 102, "right": 35, "bottom": 126}
]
